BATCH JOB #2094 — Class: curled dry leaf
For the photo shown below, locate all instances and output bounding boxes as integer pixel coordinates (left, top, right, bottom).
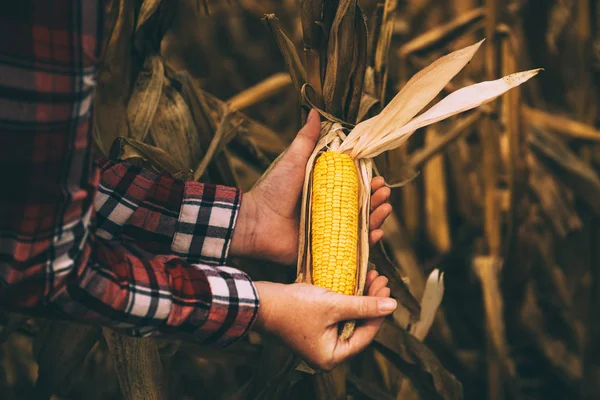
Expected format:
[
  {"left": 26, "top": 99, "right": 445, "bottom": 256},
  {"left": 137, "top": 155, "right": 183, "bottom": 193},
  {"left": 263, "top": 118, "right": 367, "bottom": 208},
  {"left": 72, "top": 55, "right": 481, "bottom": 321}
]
[{"left": 410, "top": 269, "right": 445, "bottom": 342}]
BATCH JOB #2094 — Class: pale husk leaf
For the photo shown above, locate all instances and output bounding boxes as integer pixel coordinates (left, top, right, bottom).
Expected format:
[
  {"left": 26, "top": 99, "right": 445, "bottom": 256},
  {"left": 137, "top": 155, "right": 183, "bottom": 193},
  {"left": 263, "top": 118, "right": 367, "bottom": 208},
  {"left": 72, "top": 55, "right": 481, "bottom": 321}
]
[
  {"left": 358, "top": 68, "right": 541, "bottom": 158},
  {"left": 410, "top": 269, "right": 445, "bottom": 341},
  {"left": 341, "top": 40, "right": 484, "bottom": 155}
]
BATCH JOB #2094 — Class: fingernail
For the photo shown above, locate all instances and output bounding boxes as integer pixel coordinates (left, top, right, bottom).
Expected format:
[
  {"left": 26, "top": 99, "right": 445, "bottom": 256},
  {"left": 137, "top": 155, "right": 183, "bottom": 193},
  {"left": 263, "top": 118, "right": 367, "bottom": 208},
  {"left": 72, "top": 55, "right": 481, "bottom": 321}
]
[{"left": 378, "top": 298, "right": 397, "bottom": 312}]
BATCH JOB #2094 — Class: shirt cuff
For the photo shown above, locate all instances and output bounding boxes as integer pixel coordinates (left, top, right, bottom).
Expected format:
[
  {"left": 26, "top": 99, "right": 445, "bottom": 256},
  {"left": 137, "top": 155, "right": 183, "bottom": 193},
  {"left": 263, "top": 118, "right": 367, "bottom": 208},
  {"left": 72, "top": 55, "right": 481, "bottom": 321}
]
[
  {"left": 190, "top": 265, "right": 260, "bottom": 347},
  {"left": 171, "top": 182, "right": 241, "bottom": 266}
]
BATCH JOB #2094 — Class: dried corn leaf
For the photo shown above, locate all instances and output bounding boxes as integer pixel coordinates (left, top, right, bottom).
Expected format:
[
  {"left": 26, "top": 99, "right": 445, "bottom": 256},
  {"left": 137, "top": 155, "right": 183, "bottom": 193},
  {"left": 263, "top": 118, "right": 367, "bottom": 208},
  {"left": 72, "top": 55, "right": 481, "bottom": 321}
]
[
  {"left": 399, "top": 8, "right": 486, "bottom": 56},
  {"left": 149, "top": 79, "right": 203, "bottom": 171},
  {"left": 95, "top": 0, "right": 136, "bottom": 154},
  {"left": 226, "top": 73, "right": 293, "bottom": 111},
  {"left": 356, "top": 93, "right": 380, "bottom": 123},
  {"left": 527, "top": 153, "right": 582, "bottom": 237},
  {"left": 410, "top": 269, "right": 445, "bottom": 341},
  {"left": 373, "top": 0, "right": 398, "bottom": 104},
  {"left": 33, "top": 321, "right": 101, "bottom": 399},
  {"left": 322, "top": 0, "right": 358, "bottom": 117},
  {"left": 344, "top": 6, "right": 368, "bottom": 123},
  {"left": 343, "top": 40, "right": 484, "bottom": 154},
  {"left": 473, "top": 256, "right": 516, "bottom": 379},
  {"left": 358, "top": 69, "right": 541, "bottom": 158},
  {"left": 529, "top": 127, "right": 600, "bottom": 215},
  {"left": 103, "top": 329, "right": 166, "bottom": 400},
  {"left": 127, "top": 55, "right": 164, "bottom": 142},
  {"left": 263, "top": 14, "right": 308, "bottom": 97},
  {"left": 423, "top": 128, "right": 451, "bottom": 253},
  {"left": 374, "top": 321, "right": 463, "bottom": 400},
  {"left": 109, "top": 137, "right": 189, "bottom": 175},
  {"left": 136, "top": 0, "right": 162, "bottom": 32},
  {"left": 299, "top": 0, "right": 324, "bottom": 92}
]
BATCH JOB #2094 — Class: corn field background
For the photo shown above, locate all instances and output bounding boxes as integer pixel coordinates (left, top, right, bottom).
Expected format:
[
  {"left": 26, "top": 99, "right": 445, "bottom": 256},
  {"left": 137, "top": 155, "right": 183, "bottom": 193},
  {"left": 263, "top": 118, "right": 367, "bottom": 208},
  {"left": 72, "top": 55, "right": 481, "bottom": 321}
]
[{"left": 2, "top": 0, "right": 600, "bottom": 399}]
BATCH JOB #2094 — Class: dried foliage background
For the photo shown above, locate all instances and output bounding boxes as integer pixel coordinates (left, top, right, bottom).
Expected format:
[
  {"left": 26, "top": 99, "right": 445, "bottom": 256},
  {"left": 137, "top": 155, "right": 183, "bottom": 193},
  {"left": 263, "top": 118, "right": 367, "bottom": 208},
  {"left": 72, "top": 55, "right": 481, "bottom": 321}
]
[{"left": 2, "top": 0, "right": 600, "bottom": 399}]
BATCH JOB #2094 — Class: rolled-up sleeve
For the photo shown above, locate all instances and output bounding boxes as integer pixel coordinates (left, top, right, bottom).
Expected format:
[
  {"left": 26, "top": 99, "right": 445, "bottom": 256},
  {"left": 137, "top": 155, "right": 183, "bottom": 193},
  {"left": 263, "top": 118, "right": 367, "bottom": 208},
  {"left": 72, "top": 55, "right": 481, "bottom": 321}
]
[{"left": 0, "top": 0, "right": 258, "bottom": 347}]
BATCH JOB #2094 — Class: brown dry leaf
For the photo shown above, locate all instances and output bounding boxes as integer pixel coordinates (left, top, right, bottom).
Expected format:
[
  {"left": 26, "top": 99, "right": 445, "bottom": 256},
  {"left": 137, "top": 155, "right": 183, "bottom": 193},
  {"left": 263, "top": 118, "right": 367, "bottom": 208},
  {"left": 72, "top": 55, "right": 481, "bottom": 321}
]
[
  {"left": 226, "top": 73, "right": 293, "bottom": 111},
  {"left": 95, "top": 0, "right": 136, "bottom": 155},
  {"left": 374, "top": 321, "right": 463, "bottom": 400},
  {"left": 344, "top": 6, "right": 368, "bottom": 123},
  {"left": 263, "top": 14, "right": 308, "bottom": 97},
  {"left": 529, "top": 127, "right": 600, "bottom": 216},
  {"left": 103, "top": 329, "right": 166, "bottom": 400},
  {"left": 356, "top": 93, "right": 380, "bottom": 123},
  {"left": 527, "top": 153, "right": 582, "bottom": 237},
  {"left": 322, "top": 0, "right": 358, "bottom": 117},
  {"left": 136, "top": 0, "right": 163, "bottom": 32},
  {"left": 299, "top": 0, "right": 324, "bottom": 92},
  {"left": 399, "top": 8, "right": 486, "bottom": 56},
  {"left": 373, "top": 0, "right": 398, "bottom": 104},
  {"left": 410, "top": 269, "right": 445, "bottom": 341},
  {"left": 347, "top": 371, "right": 396, "bottom": 400},
  {"left": 472, "top": 256, "right": 516, "bottom": 379},
  {"left": 372, "top": 242, "right": 422, "bottom": 322},
  {"left": 109, "top": 137, "right": 188, "bottom": 175},
  {"left": 33, "top": 321, "right": 101, "bottom": 399},
  {"left": 149, "top": 78, "right": 203, "bottom": 171},
  {"left": 127, "top": 55, "right": 164, "bottom": 142},
  {"left": 423, "top": 127, "right": 451, "bottom": 253}
]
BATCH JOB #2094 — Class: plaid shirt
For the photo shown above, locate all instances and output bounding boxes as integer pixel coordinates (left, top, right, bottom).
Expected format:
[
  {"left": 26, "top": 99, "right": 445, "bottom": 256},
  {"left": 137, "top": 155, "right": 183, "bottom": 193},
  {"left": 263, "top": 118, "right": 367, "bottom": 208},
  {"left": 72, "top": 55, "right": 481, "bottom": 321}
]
[{"left": 0, "top": 1, "right": 259, "bottom": 346}]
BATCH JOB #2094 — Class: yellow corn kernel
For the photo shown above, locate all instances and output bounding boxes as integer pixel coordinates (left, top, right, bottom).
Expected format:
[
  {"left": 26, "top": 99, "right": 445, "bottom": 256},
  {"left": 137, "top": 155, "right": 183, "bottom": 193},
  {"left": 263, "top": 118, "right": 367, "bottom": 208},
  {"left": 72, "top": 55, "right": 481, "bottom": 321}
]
[{"left": 311, "top": 150, "right": 359, "bottom": 295}]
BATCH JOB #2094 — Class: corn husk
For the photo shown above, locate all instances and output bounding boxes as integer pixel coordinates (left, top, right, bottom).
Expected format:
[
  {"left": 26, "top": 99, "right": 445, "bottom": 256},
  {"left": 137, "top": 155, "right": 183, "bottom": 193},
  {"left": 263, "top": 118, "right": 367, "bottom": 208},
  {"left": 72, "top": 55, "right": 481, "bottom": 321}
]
[{"left": 296, "top": 42, "right": 539, "bottom": 339}]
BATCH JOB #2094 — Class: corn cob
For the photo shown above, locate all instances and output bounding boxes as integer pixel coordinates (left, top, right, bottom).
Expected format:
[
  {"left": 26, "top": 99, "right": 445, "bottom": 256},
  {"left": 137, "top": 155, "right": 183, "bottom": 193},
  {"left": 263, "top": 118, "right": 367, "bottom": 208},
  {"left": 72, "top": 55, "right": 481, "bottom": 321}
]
[{"left": 311, "top": 138, "right": 359, "bottom": 295}]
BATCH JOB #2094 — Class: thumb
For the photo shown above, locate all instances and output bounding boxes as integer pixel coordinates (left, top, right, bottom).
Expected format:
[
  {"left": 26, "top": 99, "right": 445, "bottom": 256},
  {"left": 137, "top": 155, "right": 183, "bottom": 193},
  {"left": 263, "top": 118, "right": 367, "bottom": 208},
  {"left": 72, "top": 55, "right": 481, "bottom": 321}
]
[
  {"left": 335, "top": 295, "right": 397, "bottom": 321},
  {"left": 284, "top": 108, "right": 321, "bottom": 165}
]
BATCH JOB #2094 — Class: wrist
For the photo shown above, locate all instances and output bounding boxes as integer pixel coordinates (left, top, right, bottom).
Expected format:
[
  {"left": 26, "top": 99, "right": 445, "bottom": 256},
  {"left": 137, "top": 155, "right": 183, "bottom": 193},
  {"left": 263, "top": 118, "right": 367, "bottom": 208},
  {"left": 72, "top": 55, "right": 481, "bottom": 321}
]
[
  {"left": 252, "top": 281, "right": 283, "bottom": 335},
  {"left": 230, "top": 192, "right": 258, "bottom": 258}
]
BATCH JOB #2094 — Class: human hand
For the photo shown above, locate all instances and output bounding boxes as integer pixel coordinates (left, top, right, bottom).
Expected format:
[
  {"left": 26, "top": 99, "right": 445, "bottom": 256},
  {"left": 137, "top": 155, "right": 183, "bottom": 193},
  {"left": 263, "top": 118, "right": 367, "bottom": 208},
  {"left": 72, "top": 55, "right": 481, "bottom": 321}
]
[
  {"left": 253, "top": 269, "right": 394, "bottom": 371},
  {"left": 230, "top": 109, "right": 393, "bottom": 264}
]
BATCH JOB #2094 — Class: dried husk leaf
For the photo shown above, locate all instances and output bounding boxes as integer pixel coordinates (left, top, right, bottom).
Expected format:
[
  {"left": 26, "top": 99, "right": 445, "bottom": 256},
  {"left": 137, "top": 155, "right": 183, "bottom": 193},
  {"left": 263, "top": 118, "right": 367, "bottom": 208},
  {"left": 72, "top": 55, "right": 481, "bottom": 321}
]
[
  {"left": 322, "top": 0, "right": 358, "bottom": 117},
  {"left": 149, "top": 78, "right": 203, "bottom": 171},
  {"left": 342, "top": 40, "right": 484, "bottom": 154},
  {"left": 263, "top": 14, "right": 308, "bottom": 97},
  {"left": 354, "top": 68, "right": 541, "bottom": 159},
  {"left": 410, "top": 269, "right": 445, "bottom": 341},
  {"left": 109, "top": 137, "right": 189, "bottom": 176},
  {"left": 127, "top": 55, "right": 164, "bottom": 142},
  {"left": 299, "top": 0, "right": 324, "bottom": 92},
  {"left": 373, "top": 0, "right": 398, "bottom": 104},
  {"left": 344, "top": 6, "right": 368, "bottom": 123},
  {"left": 94, "top": 0, "right": 135, "bottom": 155}
]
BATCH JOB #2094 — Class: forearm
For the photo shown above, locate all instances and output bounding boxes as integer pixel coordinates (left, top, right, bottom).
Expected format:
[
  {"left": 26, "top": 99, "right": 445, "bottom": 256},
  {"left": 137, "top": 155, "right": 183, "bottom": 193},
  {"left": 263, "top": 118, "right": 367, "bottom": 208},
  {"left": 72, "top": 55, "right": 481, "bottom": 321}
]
[{"left": 96, "top": 157, "right": 243, "bottom": 265}]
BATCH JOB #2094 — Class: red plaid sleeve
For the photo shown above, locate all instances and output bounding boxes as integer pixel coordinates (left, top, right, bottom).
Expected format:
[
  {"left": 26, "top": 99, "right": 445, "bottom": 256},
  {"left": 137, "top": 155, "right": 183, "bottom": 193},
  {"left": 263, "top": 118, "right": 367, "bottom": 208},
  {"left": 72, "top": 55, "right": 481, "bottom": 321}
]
[
  {"left": 96, "top": 158, "right": 241, "bottom": 266},
  {"left": 0, "top": 0, "right": 258, "bottom": 346}
]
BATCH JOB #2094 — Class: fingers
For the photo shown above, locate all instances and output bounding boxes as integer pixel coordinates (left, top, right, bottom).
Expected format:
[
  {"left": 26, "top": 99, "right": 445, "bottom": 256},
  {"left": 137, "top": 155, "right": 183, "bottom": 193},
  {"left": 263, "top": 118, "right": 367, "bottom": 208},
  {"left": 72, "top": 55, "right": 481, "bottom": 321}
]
[
  {"left": 369, "top": 229, "right": 384, "bottom": 246},
  {"left": 369, "top": 203, "right": 392, "bottom": 230},
  {"left": 286, "top": 109, "right": 321, "bottom": 164},
  {"left": 332, "top": 285, "right": 391, "bottom": 362},
  {"left": 364, "top": 270, "right": 379, "bottom": 293},
  {"left": 367, "top": 275, "right": 389, "bottom": 297},
  {"left": 371, "top": 176, "right": 385, "bottom": 192},
  {"left": 369, "top": 180, "right": 391, "bottom": 247},
  {"left": 335, "top": 293, "right": 396, "bottom": 321},
  {"left": 371, "top": 186, "right": 391, "bottom": 210}
]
